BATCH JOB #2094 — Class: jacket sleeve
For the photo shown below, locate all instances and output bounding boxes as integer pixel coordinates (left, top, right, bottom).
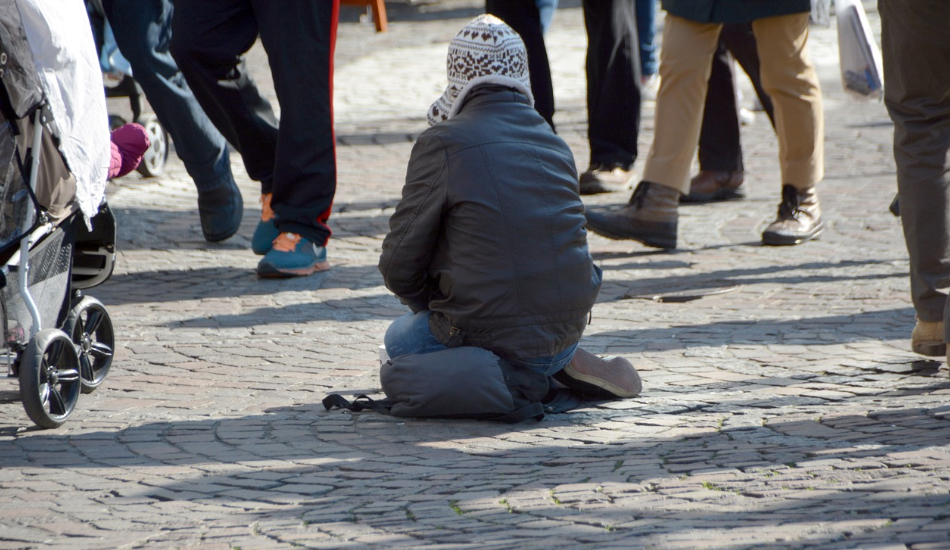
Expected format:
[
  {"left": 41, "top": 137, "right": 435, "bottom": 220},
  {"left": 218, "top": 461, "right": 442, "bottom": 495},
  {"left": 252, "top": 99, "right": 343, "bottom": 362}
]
[{"left": 379, "top": 133, "right": 448, "bottom": 313}]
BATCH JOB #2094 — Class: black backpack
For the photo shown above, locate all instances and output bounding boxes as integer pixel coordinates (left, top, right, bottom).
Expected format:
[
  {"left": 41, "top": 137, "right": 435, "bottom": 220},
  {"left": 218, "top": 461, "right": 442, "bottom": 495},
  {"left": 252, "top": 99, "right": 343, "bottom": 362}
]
[{"left": 323, "top": 346, "right": 580, "bottom": 423}]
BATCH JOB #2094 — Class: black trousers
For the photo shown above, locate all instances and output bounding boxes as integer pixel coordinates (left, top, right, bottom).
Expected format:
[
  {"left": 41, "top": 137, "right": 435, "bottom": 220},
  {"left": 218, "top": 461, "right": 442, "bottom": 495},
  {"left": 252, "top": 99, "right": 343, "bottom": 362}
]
[
  {"left": 697, "top": 23, "right": 775, "bottom": 172},
  {"left": 486, "top": 0, "right": 555, "bottom": 129},
  {"left": 583, "top": 0, "right": 641, "bottom": 171},
  {"left": 170, "top": 0, "right": 339, "bottom": 245},
  {"left": 881, "top": 0, "right": 950, "bottom": 328}
]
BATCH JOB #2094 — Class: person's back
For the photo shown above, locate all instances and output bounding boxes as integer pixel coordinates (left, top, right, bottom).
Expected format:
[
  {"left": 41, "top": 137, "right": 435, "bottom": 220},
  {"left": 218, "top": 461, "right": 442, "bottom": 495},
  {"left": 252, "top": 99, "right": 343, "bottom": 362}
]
[{"left": 383, "top": 83, "right": 600, "bottom": 359}]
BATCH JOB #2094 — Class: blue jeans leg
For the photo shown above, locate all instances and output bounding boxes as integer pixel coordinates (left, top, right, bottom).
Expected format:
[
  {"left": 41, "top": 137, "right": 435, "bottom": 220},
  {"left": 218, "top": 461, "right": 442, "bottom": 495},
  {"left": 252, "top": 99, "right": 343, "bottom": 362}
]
[
  {"left": 102, "top": 0, "right": 234, "bottom": 193},
  {"left": 635, "top": 0, "right": 658, "bottom": 77},
  {"left": 506, "top": 343, "right": 578, "bottom": 377},
  {"left": 384, "top": 311, "right": 577, "bottom": 378},
  {"left": 384, "top": 311, "right": 449, "bottom": 359}
]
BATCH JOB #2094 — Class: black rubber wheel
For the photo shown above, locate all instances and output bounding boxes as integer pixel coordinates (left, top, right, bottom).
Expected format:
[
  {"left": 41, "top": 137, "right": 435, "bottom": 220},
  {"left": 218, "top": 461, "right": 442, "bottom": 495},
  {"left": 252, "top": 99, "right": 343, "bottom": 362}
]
[
  {"left": 135, "top": 113, "right": 169, "bottom": 177},
  {"left": 65, "top": 296, "right": 115, "bottom": 394},
  {"left": 19, "top": 328, "right": 82, "bottom": 429}
]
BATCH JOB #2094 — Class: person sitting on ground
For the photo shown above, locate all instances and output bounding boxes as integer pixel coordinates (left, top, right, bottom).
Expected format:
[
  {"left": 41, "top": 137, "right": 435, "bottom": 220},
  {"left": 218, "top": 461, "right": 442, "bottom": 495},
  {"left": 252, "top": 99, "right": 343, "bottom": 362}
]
[{"left": 378, "top": 14, "right": 642, "bottom": 401}]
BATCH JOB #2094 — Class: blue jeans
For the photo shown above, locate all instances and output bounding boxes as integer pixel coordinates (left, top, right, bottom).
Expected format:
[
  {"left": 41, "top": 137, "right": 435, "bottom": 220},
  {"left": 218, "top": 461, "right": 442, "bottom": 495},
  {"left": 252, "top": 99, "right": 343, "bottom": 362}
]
[
  {"left": 101, "top": 0, "right": 234, "bottom": 193},
  {"left": 384, "top": 311, "right": 577, "bottom": 377},
  {"left": 635, "top": 0, "right": 658, "bottom": 77},
  {"left": 536, "top": 0, "right": 558, "bottom": 34}
]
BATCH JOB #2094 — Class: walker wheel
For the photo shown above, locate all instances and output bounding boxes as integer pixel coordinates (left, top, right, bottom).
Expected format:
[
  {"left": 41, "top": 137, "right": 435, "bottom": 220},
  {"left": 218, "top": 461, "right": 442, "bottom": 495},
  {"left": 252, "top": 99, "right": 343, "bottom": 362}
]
[
  {"left": 65, "top": 296, "right": 115, "bottom": 394},
  {"left": 135, "top": 113, "right": 170, "bottom": 177},
  {"left": 19, "top": 329, "right": 82, "bottom": 429}
]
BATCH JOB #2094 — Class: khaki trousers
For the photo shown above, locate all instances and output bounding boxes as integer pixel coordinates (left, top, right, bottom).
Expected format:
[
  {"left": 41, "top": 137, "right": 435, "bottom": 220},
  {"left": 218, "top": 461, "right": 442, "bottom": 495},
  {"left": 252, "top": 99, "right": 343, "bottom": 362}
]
[{"left": 642, "top": 13, "right": 823, "bottom": 195}]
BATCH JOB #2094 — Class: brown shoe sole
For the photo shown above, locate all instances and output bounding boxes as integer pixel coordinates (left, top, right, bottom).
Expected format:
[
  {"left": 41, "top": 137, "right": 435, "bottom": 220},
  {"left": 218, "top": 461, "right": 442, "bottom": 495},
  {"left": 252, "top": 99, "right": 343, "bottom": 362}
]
[
  {"left": 257, "top": 261, "right": 331, "bottom": 278},
  {"left": 761, "top": 222, "right": 824, "bottom": 246},
  {"left": 913, "top": 340, "right": 947, "bottom": 356},
  {"left": 681, "top": 185, "right": 747, "bottom": 204}
]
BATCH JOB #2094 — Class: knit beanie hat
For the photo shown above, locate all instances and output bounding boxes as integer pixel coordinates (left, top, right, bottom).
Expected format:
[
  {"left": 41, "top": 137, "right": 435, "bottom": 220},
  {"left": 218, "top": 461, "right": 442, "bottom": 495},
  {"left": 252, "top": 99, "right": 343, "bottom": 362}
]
[{"left": 427, "top": 14, "right": 534, "bottom": 126}]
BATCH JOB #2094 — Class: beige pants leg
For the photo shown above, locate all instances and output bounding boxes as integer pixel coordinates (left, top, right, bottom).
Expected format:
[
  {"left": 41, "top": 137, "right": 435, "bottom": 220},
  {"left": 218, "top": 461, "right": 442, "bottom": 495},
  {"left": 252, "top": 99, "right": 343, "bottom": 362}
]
[
  {"left": 752, "top": 13, "right": 824, "bottom": 190},
  {"left": 641, "top": 15, "right": 722, "bottom": 195}
]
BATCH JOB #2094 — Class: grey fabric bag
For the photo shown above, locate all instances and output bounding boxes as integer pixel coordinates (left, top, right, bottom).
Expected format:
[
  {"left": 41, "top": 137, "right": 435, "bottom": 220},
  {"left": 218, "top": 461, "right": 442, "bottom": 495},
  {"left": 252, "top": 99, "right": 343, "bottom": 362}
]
[{"left": 323, "top": 347, "right": 549, "bottom": 423}]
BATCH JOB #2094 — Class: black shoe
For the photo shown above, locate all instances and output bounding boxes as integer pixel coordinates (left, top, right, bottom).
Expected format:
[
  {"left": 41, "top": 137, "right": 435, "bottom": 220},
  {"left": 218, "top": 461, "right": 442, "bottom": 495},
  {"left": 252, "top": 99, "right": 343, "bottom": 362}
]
[
  {"left": 584, "top": 181, "right": 680, "bottom": 249},
  {"left": 197, "top": 178, "right": 243, "bottom": 242}
]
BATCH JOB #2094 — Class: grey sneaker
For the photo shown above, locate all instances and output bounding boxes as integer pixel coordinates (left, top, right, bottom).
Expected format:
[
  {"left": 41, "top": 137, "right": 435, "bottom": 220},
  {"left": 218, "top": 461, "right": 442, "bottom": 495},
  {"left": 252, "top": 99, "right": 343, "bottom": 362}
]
[
  {"left": 579, "top": 165, "right": 636, "bottom": 195},
  {"left": 554, "top": 348, "right": 642, "bottom": 399}
]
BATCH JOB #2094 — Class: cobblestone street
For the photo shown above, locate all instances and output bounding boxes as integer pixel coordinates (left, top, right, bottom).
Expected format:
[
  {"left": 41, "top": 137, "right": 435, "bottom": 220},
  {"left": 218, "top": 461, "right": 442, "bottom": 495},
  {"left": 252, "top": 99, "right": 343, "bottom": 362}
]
[{"left": 2, "top": 2, "right": 949, "bottom": 549}]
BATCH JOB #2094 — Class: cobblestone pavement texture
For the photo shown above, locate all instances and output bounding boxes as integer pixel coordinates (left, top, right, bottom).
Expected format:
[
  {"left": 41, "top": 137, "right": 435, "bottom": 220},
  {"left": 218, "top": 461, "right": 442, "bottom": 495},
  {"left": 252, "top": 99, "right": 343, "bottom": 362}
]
[{"left": 2, "top": 2, "right": 949, "bottom": 549}]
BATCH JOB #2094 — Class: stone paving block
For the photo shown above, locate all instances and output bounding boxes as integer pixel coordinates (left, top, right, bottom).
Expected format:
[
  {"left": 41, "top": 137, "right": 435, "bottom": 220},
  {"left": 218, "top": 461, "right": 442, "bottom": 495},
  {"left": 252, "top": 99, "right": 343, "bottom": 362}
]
[{"left": 0, "top": 3, "right": 947, "bottom": 549}]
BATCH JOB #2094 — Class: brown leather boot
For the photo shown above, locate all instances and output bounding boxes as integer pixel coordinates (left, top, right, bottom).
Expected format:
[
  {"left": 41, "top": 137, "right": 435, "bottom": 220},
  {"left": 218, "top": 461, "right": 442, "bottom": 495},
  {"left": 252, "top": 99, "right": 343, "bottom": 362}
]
[
  {"left": 681, "top": 170, "right": 746, "bottom": 203},
  {"left": 585, "top": 181, "right": 680, "bottom": 249},
  {"left": 762, "top": 185, "right": 823, "bottom": 245},
  {"left": 912, "top": 319, "right": 946, "bottom": 356}
]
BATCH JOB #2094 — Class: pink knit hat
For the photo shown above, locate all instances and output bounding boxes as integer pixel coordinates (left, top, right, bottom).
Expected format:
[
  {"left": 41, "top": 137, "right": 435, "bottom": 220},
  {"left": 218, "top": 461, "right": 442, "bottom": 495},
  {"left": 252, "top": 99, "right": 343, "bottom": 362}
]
[{"left": 427, "top": 14, "right": 534, "bottom": 126}]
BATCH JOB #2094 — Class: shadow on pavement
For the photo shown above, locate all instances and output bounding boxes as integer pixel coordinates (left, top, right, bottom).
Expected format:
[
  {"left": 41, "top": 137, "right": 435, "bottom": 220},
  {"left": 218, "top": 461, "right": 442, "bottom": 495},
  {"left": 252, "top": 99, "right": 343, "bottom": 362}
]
[
  {"left": 96, "top": 264, "right": 389, "bottom": 305},
  {"left": 584, "top": 307, "right": 916, "bottom": 350},
  {"left": 1, "top": 396, "right": 949, "bottom": 547},
  {"left": 597, "top": 259, "right": 906, "bottom": 304},
  {"left": 109, "top": 206, "right": 395, "bottom": 250}
]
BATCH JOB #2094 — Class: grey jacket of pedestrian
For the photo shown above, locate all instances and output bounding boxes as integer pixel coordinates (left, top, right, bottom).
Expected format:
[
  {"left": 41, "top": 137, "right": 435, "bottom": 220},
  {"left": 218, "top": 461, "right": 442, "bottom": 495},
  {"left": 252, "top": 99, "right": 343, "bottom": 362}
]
[
  {"left": 379, "top": 85, "right": 603, "bottom": 360},
  {"left": 662, "top": 0, "right": 810, "bottom": 24}
]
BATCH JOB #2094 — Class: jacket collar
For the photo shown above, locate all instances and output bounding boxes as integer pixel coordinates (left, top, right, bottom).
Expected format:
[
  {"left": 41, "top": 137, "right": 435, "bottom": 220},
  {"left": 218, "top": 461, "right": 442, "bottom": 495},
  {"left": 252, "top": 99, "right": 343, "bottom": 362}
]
[{"left": 455, "top": 84, "right": 531, "bottom": 115}]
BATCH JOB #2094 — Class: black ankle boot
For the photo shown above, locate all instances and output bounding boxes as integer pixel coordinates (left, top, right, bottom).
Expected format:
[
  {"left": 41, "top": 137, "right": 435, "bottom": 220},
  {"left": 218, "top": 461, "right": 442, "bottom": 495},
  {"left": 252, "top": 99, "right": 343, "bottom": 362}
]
[{"left": 197, "top": 178, "right": 243, "bottom": 242}]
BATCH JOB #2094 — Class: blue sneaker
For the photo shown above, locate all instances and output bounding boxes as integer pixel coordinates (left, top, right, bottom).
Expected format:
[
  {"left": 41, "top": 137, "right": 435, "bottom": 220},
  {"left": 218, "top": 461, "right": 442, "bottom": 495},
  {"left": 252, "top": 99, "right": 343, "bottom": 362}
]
[
  {"left": 251, "top": 193, "right": 281, "bottom": 255},
  {"left": 257, "top": 233, "right": 330, "bottom": 278}
]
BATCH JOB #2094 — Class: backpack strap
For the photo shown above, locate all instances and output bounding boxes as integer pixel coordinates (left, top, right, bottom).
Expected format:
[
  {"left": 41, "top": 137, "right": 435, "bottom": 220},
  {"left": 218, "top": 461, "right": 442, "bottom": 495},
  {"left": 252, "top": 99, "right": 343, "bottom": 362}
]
[
  {"left": 322, "top": 394, "right": 394, "bottom": 415},
  {"left": 324, "top": 393, "right": 545, "bottom": 423}
]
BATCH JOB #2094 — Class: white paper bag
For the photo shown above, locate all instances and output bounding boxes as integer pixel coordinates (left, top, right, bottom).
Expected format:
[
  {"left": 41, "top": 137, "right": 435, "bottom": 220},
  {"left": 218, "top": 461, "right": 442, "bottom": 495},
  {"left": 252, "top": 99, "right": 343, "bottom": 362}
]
[{"left": 836, "top": 0, "right": 884, "bottom": 100}]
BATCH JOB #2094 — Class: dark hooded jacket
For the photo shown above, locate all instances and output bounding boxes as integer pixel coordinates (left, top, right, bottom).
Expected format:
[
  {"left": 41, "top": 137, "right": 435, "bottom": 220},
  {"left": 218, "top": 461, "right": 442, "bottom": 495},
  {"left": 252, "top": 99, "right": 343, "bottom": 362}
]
[
  {"left": 662, "top": 0, "right": 810, "bottom": 24},
  {"left": 379, "top": 85, "right": 602, "bottom": 360}
]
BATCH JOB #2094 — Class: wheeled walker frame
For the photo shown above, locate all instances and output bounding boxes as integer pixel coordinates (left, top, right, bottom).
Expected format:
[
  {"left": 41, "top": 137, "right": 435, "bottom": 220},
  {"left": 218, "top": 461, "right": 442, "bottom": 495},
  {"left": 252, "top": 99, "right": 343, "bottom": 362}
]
[{"left": 1, "top": 107, "right": 118, "bottom": 430}]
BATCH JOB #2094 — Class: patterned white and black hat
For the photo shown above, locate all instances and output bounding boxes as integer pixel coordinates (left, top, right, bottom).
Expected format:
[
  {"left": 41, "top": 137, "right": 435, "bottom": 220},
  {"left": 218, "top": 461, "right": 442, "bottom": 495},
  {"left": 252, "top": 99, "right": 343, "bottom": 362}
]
[{"left": 427, "top": 14, "right": 534, "bottom": 126}]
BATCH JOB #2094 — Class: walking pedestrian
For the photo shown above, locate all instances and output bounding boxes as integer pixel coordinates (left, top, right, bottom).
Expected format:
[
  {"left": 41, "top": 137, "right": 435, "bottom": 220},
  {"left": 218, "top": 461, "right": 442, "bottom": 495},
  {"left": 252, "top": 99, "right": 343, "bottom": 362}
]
[
  {"left": 683, "top": 23, "right": 776, "bottom": 203},
  {"left": 578, "top": 0, "right": 643, "bottom": 195},
  {"left": 485, "top": 0, "right": 556, "bottom": 129},
  {"left": 170, "top": 0, "right": 339, "bottom": 277},
  {"left": 99, "top": 0, "right": 243, "bottom": 244},
  {"left": 879, "top": 0, "right": 950, "bottom": 364},
  {"left": 586, "top": 0, "right": 824, "bottom": 248}
]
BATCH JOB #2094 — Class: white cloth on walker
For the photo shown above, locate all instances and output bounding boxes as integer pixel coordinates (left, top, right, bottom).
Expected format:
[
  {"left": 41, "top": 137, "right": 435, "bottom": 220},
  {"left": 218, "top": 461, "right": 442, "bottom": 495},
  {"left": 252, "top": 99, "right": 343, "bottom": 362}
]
[{"left": 15, "top": 0, "right": 109, "bottom": 220}]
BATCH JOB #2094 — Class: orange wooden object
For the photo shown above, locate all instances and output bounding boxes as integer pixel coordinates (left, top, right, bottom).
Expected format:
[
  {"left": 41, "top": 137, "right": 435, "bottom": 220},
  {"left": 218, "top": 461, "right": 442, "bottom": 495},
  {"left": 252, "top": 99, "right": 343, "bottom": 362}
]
[{"left": 340, "top": 0, "right": 388, "bottom": 32}]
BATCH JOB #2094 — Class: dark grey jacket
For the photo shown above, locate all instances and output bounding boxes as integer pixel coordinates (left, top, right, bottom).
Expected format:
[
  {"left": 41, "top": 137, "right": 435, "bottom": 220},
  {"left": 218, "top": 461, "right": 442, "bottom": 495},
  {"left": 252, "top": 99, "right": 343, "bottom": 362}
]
[
  {"left": 662, "top": 0, "right": 810, "bottom": 24},
  {"left": 379, "top": 86, "right": 603, "bottom": 360}
]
